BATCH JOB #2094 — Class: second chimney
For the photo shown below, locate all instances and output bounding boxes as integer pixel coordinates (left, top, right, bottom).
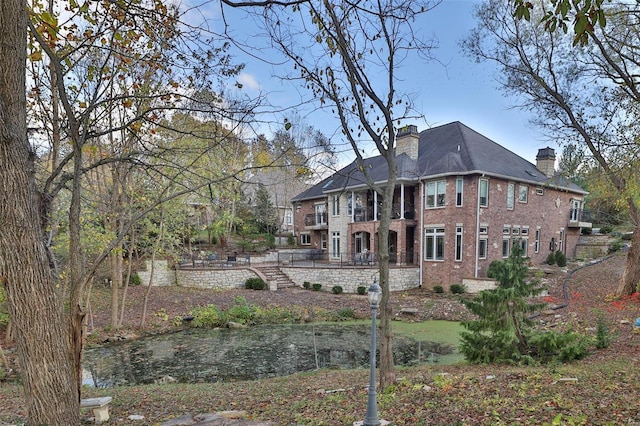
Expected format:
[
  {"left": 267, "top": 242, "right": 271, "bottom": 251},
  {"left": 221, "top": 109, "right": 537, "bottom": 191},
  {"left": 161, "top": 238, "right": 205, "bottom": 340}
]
[
  {"left": 396, "top": 125, "right": 419, "bottom": 160},
  {"left": 536, "top": 147, "right": 556, "bottom": 178}
]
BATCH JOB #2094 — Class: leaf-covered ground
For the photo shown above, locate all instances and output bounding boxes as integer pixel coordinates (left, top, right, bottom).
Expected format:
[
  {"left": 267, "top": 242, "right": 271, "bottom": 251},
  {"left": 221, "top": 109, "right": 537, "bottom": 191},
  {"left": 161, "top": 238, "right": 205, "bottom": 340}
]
[{"left": 1, "top": 254, "right": 639, "bottom": 425}]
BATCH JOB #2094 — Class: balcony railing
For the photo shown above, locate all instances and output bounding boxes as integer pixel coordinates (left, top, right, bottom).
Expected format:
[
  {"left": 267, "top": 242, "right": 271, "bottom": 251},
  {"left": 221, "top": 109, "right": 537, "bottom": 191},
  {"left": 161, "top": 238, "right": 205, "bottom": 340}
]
[
  {"left": 569, "top": 208, "right": 593, "bottom": 224},
  {"left": 353, "top": 203, "right": 415, "bottom": 222},
  {"left": 276, "top": 251, "right": 416, "bottom": 267},
  {"left": 304, "top": 213, "right": 328, "bottom": 227}
]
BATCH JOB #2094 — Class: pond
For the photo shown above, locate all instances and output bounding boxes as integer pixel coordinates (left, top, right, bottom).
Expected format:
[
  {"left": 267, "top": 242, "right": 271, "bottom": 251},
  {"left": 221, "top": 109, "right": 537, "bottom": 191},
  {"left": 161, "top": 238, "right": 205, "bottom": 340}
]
[{"left": 83, "top": 321, "right": 463, "bottom": 388}]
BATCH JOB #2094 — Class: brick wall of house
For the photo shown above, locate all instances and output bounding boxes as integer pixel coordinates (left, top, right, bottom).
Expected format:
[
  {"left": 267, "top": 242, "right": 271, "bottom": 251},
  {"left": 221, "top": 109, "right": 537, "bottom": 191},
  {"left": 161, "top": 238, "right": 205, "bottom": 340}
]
[{"left": 420, "top": 175, "right": 584, "bottom": 289}]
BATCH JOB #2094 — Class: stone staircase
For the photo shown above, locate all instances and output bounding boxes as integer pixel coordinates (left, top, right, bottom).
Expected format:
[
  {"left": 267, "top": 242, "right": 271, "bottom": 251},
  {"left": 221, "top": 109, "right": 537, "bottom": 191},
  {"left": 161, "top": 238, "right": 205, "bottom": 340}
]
[{"left": 256, "top": 265, "right": 297, "bottom": 289}]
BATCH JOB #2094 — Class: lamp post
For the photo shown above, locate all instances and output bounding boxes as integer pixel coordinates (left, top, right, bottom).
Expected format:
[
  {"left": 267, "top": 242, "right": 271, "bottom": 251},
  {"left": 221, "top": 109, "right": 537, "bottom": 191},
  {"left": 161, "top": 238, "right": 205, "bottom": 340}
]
[{"left": 363, "top": 278, "right": 382, "bottom": 426}]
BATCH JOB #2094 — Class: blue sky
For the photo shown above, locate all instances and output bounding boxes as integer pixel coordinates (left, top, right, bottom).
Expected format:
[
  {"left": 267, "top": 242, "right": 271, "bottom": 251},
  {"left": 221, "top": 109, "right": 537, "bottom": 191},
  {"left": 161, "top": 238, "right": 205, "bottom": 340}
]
[{"left": 216, "top": 0, "right": 553, "bottom": 168}]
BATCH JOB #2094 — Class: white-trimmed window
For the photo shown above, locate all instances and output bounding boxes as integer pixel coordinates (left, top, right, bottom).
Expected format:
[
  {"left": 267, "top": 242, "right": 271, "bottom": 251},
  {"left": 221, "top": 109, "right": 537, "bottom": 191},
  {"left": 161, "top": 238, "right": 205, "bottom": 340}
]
[
  {"left": 284, "top": 209, "right": 293, "bottom": 225},
  {"left": 512, "top": 226, "right": 520, "bottom": 236},
  {"left": 347, "top": 193, "right": 353, "bottom": 215},
  {"left": 503, "top": 226, "right": 511, "bottom": 235},
  {"left": 519, "top": 238, "right": 528, "bottom": 257},
  {"left": 479, "top": 226, "right": 488, "bottom": 235},
  {"left": 321, "top": 233, "right": 327, "bottom": 250},
  {"left": 479, "top": 178, "right": 489, "bottom": 207},
  {"left": 536, "top": 187, "right": 544, "bottom": 196},
  {"left": 478, "top": 238, "right": 488, "bottom": 259},
  {"left": 507, "top": 182, "right": 515, "bottom": 210},
  {"left": 331, "top": 231, "right": 340, "bottom": 257},
  {"left": 332, "top": 194, "right": 340, "bottom": 216},
  {"left": 518, "top": 185, "right": 528, "bottom": 203},
  {"left": 559, "top": 229, "right": 564, "bottom": 252},
  {"left": 425, "top": 227, "right": 445, "bottom": 261},
  {"left": 455, "top": 226, "right": 463, "bottom": 262},
  {"left": 426, "top": 180, "right": 446, "bottom": 208},
  {"left": 502, "top": 238, "right": 510, "bottom": 258},
  {"left": 301, "top": 233, "right": 311, "bottom": 245},
  {"left": 315, "top": 203, "right": 327, "bottom": 225},
  {"left": 521, "top": 227, "right": 529, "bottom": 236},
  {"left": 456, "top": 177, "right": 463, "bottom": 207},
  {"left": 535, "top": 228, "right": 541, "bottom": 253}
]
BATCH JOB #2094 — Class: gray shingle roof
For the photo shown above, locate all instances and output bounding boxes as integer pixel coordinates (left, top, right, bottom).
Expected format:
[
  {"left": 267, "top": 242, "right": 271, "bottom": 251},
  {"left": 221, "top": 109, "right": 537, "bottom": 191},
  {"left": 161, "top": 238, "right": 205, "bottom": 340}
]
[{"left": 293, "top": 121, "right": 587, "bottom": 201}]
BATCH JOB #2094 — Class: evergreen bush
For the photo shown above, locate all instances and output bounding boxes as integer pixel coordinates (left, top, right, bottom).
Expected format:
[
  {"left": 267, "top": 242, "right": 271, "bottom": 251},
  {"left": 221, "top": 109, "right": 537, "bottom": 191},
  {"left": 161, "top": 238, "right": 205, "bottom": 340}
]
[
  {"left": 331, "top": 285, "right": 343, "bottom": 294},
  {"left": 303, "top": 281, "right": 311, "bottom": 289},
  {"left": 450, "top": 284, "right": 465, "bottom": 294},
  {"left": 545, "top": 251, "right": 556, "bottom": 265},
  {"left": 245, "top": 277, "right": 266, "bottom": 290},
  {"left": 357, "top": 286, "right": 367, "bottom": 295},
  {"left": 459, "top": 244, "right": 588, "bottom": 364},
  {"left": 312, "top": 283, "right": 322, "bottom": 291},
  {"left": 554, "top": 250, "right": 567, "bottom": 267},
  {"left": 433, "top": 285, "right": 444, "bottom": 294}
]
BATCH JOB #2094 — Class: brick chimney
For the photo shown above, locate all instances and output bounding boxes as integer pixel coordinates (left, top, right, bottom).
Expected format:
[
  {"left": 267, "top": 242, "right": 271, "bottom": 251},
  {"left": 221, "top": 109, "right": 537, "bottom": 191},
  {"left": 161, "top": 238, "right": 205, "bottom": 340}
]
[
  {"left": 536, "top": 147, "right": 556, "bottom": 178},
  {"left": 396, "top": 125, "right": 419, "bottom": 160}
]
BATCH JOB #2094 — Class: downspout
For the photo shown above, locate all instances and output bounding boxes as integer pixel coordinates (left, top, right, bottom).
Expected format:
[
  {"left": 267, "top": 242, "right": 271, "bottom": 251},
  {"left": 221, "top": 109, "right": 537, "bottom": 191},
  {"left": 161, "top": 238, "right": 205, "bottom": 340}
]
[
  {"left": 474, "top": 177, "right": 481, "bottom": 278},
  {"left": 419, "top": 180, "right": 424, "bottom": 287}
]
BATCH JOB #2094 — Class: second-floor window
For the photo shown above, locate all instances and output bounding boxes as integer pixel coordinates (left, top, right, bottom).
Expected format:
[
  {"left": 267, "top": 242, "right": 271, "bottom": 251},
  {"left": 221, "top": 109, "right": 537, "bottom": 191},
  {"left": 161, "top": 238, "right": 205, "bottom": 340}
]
[
  {"left": 426, "top": 180, "right": 446, "bottom": 208},
  {"left": 284, "top": 209, "right": 292, "bottom": 225},
  {"left": 518, "top": 185, "right": 528, "bottom": 203},
  {"left": 507, "top": 182, "right": 515, "bottom": 210},
  {"left": 315, "top": 203, "right": 327, "bottom": 225},
  {"left": 456, "top": 177, "right": 463, "bottom": 207},
  {"left": 332, "top": 194, "right": 340, "bottom": 216},
  {"left": 479, "top": 178, "right": 489, "bottom": 207}
]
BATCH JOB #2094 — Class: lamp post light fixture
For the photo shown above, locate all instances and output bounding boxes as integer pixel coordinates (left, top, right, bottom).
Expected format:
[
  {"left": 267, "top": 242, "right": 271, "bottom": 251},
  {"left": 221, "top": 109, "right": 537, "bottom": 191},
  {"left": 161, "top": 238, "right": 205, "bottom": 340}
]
[{"left": 363, "top": 278, "right": 382, "bottom": 426}]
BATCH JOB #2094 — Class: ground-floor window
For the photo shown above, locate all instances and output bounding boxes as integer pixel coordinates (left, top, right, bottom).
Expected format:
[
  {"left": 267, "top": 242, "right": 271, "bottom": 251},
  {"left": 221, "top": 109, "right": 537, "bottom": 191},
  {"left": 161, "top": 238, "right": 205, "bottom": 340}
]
[
  {"left": 321, "top": 233, "right": 327, "bottom": 250},
  {"left": 425, "top": 227, "right": 445, "bottom": 261},
  {"left": 331, "top": 231, "right": 340, "bottom": 257},
  {"left": 455, "top": 226, "right": 463, "bottom": 262},
  {"left": 301, "top": 233, "right": 311, "bottom": 245},
  {"left": 502, "top": 237, "right": 510, "bottom": 258},
  {"left": 478, "top": 238, "right": 488, "bottom": 259},
  {"left": 535, "top": 228, "right": 541, "bottom": 253}
]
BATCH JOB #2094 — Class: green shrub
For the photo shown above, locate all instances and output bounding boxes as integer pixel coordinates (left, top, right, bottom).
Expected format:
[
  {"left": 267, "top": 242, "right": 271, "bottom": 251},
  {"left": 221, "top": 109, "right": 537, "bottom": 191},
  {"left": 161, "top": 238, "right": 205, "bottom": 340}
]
[
  {"left": 227, "top": 296, "right": 257, "bottom": 324},
  {"left": 554, "top": 250, "right": 567, "bottom": 267},
  {"left": 450, "top": 284, "right": 465, "bottom": 294},
  {"left": 487, "top": 260, "right": 503, "bottom": 279},
  {"left": 528, "top": 330, "right": 590, "bottom": 363},
  {"left": 357, "top": 286, "right": 367, "bottom": 295},
  {"left": 245, "top": 277, "right": 266, "bottom": 290},
  {"left": 433, "top": 285, "right": 444, "bottom": 294},
  {"left": 312, "top": 283, "right": 322, "bottom": 291},
  {"left": 128, "top": 273, "right": 143, "bottom": 286},
  {"left": 191, "top": 304, "right": 227, "bottom": 328},
  {"left": 331, "top": 285, "right": 343, "bottom": 294},
  {"left": 545, "top": 252, "right": 556, "bottom": 265},
  {"left": 287, "top": 234, "right": 296, "bottom": 246},
  {"left": 581, "top": 227, "right": 592, "bottom": 235},
  {"left": 595, "top": 312, "right": 612, "bottom": 349},
  {"left": 332, "top": 307, "right": 356, "bottom": 321},
  {"left": 303, "top": 281, "right": 311, "bottom": 289},
  {"left": 609, "top": 240, "right": 623, "bottom": 253},
  {"left": 599, "top": 225, "right": 613, "bottom": 234}
]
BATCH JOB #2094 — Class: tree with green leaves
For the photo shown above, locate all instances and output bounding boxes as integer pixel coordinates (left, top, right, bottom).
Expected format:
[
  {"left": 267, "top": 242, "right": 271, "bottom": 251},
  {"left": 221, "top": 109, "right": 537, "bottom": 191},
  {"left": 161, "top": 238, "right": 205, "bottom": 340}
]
[
  {"left": 461, "top": 243, "right": 588, "bottom": 364},
  {"left": 221, "top": 0, "right": 439, "bottom": 388},
  {"left": 464, "top": 0, "right": 640, "bottom": 297},
  {"left": 3, "top": 0, "right": 253, "bottom": 422}
]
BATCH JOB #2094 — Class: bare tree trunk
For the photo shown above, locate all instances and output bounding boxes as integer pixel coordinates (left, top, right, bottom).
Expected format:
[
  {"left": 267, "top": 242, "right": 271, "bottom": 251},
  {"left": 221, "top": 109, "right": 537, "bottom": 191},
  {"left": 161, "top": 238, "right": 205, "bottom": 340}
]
[
  {"left": 110, "top": 248, "right": 123, "bottom": 328},
  {"left": 0, "top": 2, "right": 79, "bottom": 422},
  {"left": 118, "top": 230, "right": 135, "bottom": 327},
  {"left": 141, "top": 216, "right": 164, "bottom": 328},
  {"left": 377, "top": 167, "right": 396, "bottom": 390},
  {"left": 615, "top": 202, "right": 640, "bottom": 296}
]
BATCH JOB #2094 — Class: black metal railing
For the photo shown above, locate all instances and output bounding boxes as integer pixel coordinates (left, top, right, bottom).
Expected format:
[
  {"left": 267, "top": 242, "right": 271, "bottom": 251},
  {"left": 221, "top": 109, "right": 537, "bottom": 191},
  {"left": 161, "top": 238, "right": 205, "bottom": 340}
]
[
  {"left": 276, "top": 250, "right": 416, "bottom": 268},
  {"left": 569, "top": 208, "right": 592, "bottom": 223},
  {"left": 304, "top": 213, "right": 328, "bottom": 226},
  {"left": 177, "top": 252, "right": 250, "bottom": 269}
]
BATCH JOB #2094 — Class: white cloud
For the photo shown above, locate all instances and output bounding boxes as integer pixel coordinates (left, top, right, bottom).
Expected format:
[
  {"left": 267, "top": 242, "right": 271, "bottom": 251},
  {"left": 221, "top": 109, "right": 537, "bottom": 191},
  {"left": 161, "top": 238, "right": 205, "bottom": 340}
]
[{"left": 237, "top": 72, "right": 261, "bottom": 91}]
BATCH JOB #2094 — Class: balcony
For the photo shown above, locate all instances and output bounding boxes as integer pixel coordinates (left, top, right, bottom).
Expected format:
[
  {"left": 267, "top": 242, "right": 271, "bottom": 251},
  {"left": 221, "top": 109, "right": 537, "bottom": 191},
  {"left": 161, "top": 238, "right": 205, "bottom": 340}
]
[
  {"left": 304, "top": 213, "right": 328, "bottom": 229},
  {"left": 568, "top": 208, "right": 593, "bottom": 228}
]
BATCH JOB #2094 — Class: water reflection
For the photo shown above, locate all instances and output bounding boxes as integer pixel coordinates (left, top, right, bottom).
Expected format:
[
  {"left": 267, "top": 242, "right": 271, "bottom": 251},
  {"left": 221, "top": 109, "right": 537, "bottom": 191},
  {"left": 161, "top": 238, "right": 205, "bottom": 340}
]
[{"left": 83, "top": 323, "right": 458, "bottom": 388}]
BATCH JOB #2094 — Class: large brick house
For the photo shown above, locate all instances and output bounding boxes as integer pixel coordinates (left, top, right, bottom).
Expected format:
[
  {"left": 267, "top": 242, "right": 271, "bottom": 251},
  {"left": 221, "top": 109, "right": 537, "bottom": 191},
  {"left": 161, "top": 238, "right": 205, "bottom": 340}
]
[{"left": 291, "top": 121, "right": 591, "bottom": 288}]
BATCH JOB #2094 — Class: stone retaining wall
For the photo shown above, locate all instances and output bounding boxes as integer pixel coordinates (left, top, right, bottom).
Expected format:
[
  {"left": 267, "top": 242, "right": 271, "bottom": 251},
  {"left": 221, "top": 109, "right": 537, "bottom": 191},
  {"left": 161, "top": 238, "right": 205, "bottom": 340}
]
[
  {"left": 176, "top": 268, "right": 257, "bottom": 289},
  {"left": 462, "top": 278, "right": 497, "bottom": 293},
  {"left": 575, "top": 234, "right": 613, "bottom": 259},
  {"left": 281, "top": 267, "right": 419, "bottom": 293},
  {"left": 137, "top": 261, "right": 176, "bottom": 287}
]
